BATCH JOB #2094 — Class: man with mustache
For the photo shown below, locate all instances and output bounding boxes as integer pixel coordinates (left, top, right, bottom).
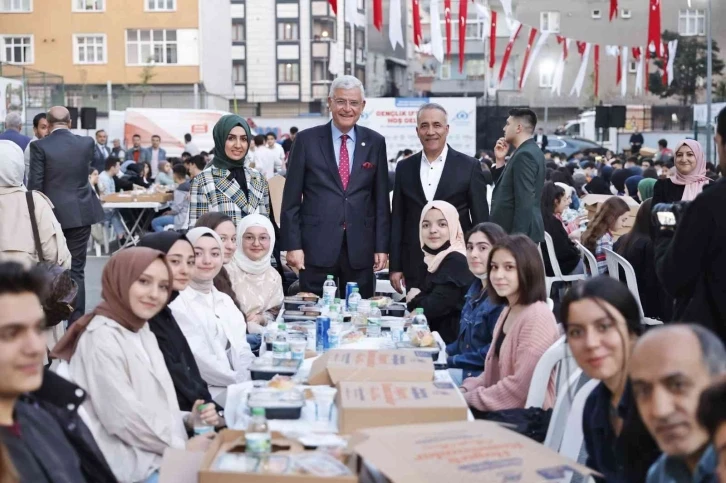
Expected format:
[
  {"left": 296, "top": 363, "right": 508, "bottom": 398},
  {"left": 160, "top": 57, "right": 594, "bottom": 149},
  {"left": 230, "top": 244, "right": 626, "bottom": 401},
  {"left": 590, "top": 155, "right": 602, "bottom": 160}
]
[
  {"left": 389, "top": 103, "right": 489, "bottom": 293},
  {"left": 629, "top": 324, "right": 725, "bottom": 482}
]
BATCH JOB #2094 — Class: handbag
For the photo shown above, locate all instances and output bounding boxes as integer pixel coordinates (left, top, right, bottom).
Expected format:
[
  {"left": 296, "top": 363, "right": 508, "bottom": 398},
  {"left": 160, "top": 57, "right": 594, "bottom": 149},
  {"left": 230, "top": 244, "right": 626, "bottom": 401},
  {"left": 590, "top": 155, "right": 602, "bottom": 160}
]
[{"left": 26, "top": 191, "right": 78, "bottom": 327}]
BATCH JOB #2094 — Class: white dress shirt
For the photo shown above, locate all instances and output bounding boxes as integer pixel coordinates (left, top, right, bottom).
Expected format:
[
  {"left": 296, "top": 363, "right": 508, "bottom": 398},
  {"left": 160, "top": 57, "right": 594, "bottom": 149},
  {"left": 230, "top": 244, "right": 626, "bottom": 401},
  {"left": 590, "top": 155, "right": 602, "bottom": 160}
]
[
  {"left": 97, "top": 143, "right": 109, "bottom": 159},
  {"left": 420, "top": 144, "right": 449, "bottom": 202},
  {"left": 253, "top": 145, "right": 279, "bottom": 179},
  {"left": 170, "top": 286, "right": 255, "bottom": 402}
]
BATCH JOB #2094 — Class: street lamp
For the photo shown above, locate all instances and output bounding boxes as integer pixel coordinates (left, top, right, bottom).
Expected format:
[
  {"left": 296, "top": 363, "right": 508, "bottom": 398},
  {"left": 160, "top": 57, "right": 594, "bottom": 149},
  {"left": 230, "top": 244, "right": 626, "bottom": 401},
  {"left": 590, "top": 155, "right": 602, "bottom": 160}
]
[{"left": 540, "top": 59, "right": 556, "bottom": 124}]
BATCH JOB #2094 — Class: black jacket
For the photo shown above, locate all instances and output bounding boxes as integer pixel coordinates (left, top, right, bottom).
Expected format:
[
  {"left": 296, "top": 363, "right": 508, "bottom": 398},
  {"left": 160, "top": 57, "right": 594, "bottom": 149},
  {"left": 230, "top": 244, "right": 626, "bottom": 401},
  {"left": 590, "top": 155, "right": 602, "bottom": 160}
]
[
  {"left": 0, "top": 370, "right": 117, "bottom": 483},
  {"left": 651, "top": 178, "right": 686, "bottom": 207},
  {"left": 407, "top": 252, "right": 474, "bottom": 345},
  {"left": 280, "top": 122, "right": 390, "bottom": 269},
  {"left": 28, "top": 129, "right": 104, "bottom": 229},
  {"left": 541, "top": 213, "right": 581, "bottom": 276},
  {"left": 655, "top": 178, "right": 726, "bottom": 343},
  {"left": 614, "top": 237, "right": 668, "bottom": 321},
  {"left": 389, "top": 146, "right": 489, "bottom": 288}
]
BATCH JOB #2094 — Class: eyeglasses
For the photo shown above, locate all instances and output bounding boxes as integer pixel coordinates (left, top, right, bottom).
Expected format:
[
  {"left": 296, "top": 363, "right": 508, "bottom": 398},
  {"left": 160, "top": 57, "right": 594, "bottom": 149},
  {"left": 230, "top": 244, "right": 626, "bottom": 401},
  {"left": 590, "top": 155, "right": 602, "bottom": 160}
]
[
  {"left": 243, "top": 234, "right": 271, "bottom": 244},
  {"left": 332, "top": 98, "right": 362, "bottom": 109}
]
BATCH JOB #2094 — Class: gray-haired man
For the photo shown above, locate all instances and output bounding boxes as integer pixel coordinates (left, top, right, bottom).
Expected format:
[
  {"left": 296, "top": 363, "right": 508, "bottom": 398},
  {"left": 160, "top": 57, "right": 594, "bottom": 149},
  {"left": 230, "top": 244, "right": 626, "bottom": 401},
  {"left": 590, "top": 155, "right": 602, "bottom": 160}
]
[{"left": 0, "top": 111, "right": 31, "bottom": 152}]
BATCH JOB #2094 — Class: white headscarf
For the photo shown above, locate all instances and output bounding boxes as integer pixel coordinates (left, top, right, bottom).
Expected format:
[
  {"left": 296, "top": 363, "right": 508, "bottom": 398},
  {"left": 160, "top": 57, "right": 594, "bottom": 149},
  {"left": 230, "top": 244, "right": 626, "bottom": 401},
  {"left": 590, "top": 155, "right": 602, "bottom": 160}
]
[
  {"left": 0, "top": 140, "right": 25, "bottom": 189},
  {"left": 186, "top": 227, "right": 224, "bottom": 292},
  {"left": 554, "top": 182, "right": 574, "bottom": 198},
  {"left": 233, "top": 214, "right": 275, "bottom": 275}
]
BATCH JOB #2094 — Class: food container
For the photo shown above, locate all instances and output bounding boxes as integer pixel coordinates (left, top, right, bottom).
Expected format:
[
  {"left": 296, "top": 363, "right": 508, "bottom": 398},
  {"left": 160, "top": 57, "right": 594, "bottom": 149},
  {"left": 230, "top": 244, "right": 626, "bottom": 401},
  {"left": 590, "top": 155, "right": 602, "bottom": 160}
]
[
  {"left": 395, "top": 340, "right": 441, "bottom": 361},
  {"left": 380, "top": 303, "right": 407, "bottom": 317},
  {"left": 250, "top": 358, "right": 302, "bottom": 381},
  {"left": 296, "top": 293, "right": 320, "bottom": 302},
  {"left": 283, "top": 297, "right": 318, "bottom": 311},
  {"left": 282, "top": 311, "right": 318, "bottom": 323},
  {"left": 247, "top": 388, "right": 305, "bottom": 420}
]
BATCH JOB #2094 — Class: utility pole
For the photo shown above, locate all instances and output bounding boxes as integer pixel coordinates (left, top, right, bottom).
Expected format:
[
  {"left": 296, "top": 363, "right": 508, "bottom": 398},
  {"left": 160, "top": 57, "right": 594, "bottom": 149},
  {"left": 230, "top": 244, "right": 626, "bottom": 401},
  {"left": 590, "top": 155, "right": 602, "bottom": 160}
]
[{"left": 706, "top": 0, "right": 713, "bottom": 161}]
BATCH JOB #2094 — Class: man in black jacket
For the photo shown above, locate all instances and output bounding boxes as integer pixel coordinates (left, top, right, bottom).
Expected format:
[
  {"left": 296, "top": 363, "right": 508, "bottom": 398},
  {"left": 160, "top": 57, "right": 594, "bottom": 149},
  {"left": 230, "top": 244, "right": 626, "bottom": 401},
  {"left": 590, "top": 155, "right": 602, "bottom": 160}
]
[
  {"left": 654, "top": 106, "right": 726, "bottom": 343},
  {"left": 0, "top": 262, "right": 116, "bottom": 482},
  {"left": 389, "top": 103, "right": 489, "bottom": 292},
  {"left": 28, "top": 107, "right": 104, "bottom": 322}
]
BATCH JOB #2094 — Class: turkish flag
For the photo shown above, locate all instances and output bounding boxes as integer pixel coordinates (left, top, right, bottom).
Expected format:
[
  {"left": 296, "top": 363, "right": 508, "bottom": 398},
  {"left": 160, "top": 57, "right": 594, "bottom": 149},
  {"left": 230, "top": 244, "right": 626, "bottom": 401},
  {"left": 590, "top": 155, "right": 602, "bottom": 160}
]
[
  {"left": 458, "top": 0, "right": 468, "bottom": 73},
  {"left": 373, "top": 0, "right": 382, "bottom": 30},
  {"left": 329, "top": 0, "right": 337, "bottom": 15},
  {"left": 412, "top": 0, "right": 422, "bottom": 46},
  {"left": 647, "top": 0, "right": 662, "bottom": 58},
  {"left": 609, "top": 0, "right": 618, "bottom": 21},
  {"left": 489, "top": 10, "right": 497, "bottom": 68},
  {"left": 444, "top": 0, "right": 452, "bottom": 58}
]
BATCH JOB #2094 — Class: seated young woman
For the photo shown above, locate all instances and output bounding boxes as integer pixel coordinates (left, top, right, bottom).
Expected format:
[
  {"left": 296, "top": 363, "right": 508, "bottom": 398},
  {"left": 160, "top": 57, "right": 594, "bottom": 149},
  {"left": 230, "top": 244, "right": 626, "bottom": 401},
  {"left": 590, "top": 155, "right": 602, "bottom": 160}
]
[
  {"left": 137, "top": 232, "right": 223, "bottom": 414},
  {"left": 540, "top": 182, "right": 584, "bottom": 277},
  {"left": 446, "top": 222, "right": 507, "bottom": 385},
  {"left": 460, "top": 235, "right": 559, "bottom": 412},
  {"left": 52, "top": 248, "right": 219, "bottom": 483},
  {"left": 170, "top": 228, "right": 256, "bottom": 405},
  {"left": 226, "top": 214, "right": 284, "bottom": 335},
  {"left": 405, "top": 201, "right": 474, "bottom": 345},
  {"left": 561, "top": 277, "right": 661, "bottom": 483}
]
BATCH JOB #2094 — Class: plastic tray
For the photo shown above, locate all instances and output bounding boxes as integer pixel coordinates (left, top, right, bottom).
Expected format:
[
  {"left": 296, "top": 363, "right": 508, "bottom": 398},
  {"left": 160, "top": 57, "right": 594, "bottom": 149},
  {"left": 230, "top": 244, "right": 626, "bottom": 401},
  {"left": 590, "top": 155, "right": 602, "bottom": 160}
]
[
  {"left": 395, "top": 340, "right": 441, "bottom": 360},
  {"left": 249, "top": 359, "right": 302, "bottom": 381},
  {"left": 247, "top": 389, "right": 304, "bottom": 420}
]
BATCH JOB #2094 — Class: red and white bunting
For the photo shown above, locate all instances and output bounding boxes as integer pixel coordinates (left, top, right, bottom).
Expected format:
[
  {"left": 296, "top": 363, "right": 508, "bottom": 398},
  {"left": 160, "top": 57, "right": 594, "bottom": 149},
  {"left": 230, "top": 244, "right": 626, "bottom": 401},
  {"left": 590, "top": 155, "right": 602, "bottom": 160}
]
[
  {"left": 570, "top": 42, "right": 591, "bottom": 97},
  {"left": 444, "top": 0, "right": 452, "bottom": 58},
  {"left": 521, "top": 31, "right": 550, "bottom": 90},
  {"left": 430, "top": 0, "right": 444, "bottom": 63},
  {"left": 620, "top": 46, "right": 629, "bottom": 97},
  {"left": 552, "top": 37, "right": 570, "bottom": 96},
  {"left": 498, "top": 21, "right": 522, "bottom": 85},
  {"left": 412, "top": 0, "right": 422, "bottom": 46},
  {"left": 489, "top": 10, "right": 497, "bottom": 68},
  {"left": 594, "top": 44, "right": 600, "bottom": 98},
  {"left": 373, "top": 0, "right": 383, "bottom": 31},
  {"left": 666, "top": 39, "right": 678, "bottom": 86},
  {"left": 458, "top": 0, "right": 468, "bottom": 73},
  {"left": 329, "top": 0, "right": 337, "bottom": 15},
  {"left": 518, "top": 27, "right": 538, "bottom": 90},
  {"left": 647, "top": 0, "right": 662, "bottom": 58},
  {"left": 632, "top": 47, "right": 645, "bottom": 96},
  {"left": 388, "top": 0, "right": 404, "bottom": 49},
  {"left": 609, "top": 0, "right": 618, "bottom": 21}
]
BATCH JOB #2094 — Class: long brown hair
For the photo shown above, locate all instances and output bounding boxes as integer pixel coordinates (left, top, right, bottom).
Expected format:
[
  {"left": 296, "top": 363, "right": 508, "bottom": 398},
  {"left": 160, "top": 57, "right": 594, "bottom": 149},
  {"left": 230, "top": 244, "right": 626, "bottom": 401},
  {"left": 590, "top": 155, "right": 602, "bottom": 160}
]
[
  {"left": 615, "top": 198, "right": 652, "bottom": 257},
  {"left": 487, "top": 235, "right": 547, "bottom": 307},
  {"left": 582, "top": 197, "right": 629, "bottom": 254},
  {"left": 194, "top": 212, "right": 241, "bottom": 310}
]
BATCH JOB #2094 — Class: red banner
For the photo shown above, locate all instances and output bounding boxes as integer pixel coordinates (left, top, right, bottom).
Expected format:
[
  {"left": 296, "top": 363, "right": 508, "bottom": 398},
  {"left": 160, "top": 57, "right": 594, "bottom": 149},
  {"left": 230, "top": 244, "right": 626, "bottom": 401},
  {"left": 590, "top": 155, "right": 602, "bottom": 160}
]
[
  {"left": 458, "top": 0, "right": 468, "bottom": 73},
  {"left": 647, "top": 0, "right": 662, "bottom": 58},
  {"left": 594, "top": 45, "right": 600, "bottom": 97},
  {"left": 557, "top": 35, "right": 568, "bottom": 59},
  {"left": 609, "top": 0, "right": 618, "bottom": 21},
  {"left": 498, "top": 23, "right": 523, "bottom": 84},
  {"left": 518, "top": 28, "right": 538, "bottom": 90},
  {"left": 617, "top": 48, "right": 622, "bottom": 85},
  {"left": 329, "top": 0, "right": 337, "bottom": 14},
  {"left": 489, "top": 10, "right": 497, "bottom": 68},
  {"left": 444, "top": 0, "right": 452, "bottom": 58},
  {"left": 373, "top": 0, "right": 382, "bottom": 31},
  {"left": 576, "top": 41, "right": 587, "bottom": 56},
  {"left": 412, "top": 0, "right": 422, "bottom": 46}
]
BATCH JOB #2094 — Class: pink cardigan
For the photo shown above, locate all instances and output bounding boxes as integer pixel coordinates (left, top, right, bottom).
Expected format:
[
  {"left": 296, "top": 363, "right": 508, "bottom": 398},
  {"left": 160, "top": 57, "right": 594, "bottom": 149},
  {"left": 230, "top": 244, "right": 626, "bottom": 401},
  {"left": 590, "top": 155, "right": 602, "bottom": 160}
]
[{"left": 461, "top": 301, "right": 559, "bottom": 412}]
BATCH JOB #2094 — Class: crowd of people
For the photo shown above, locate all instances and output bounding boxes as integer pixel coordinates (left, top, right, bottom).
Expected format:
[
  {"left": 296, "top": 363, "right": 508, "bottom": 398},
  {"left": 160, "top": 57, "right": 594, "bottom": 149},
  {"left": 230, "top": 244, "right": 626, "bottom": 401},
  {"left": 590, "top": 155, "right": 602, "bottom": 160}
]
[{"left": 1, "top": 74, "right": 726, "bottom": 483}]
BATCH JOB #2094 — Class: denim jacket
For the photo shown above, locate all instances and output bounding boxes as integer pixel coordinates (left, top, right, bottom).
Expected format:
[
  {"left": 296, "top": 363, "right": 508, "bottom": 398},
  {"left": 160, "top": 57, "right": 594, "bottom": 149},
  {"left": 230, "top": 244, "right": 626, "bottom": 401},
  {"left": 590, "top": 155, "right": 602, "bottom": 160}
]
[{"left": 445, "top": 279, "right": 505, "bottom": 378}]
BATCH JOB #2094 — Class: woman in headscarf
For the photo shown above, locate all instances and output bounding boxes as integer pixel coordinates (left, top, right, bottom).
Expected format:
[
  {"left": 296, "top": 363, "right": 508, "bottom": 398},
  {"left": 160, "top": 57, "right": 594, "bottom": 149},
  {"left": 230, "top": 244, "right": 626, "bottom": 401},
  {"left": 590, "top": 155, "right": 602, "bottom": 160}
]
[
  {"left": 52, "top": 248, "right": 218, "bottom": 483},
  {"left": 188, "top": 115, "right": 274, "bottom": 227},
  {"left": 170, "top": 228, "right": 255, "bottom": 405},
  {"left": 638, "top": 178, "right": 657, "bottom": 201},
  {"left": 652, "top": 139, "right": 710, "bottom": 206},
  {"left": 226, "top": 214, "right": 284, "bottom": 335},
  {"left": 405, "top": 201, "right": 474, "bottom": 344},
  {"left": 611, "top": 169, "right": 635, "bottom": 196},
  {"left": 0, "top": 140, "right": 71, "bottom": 365},
  {"left": 625, "top": 175, "right": 644, "bottom": 203},
  {"left": 137, "top": 232, "right": 223, "bottom": 415}
]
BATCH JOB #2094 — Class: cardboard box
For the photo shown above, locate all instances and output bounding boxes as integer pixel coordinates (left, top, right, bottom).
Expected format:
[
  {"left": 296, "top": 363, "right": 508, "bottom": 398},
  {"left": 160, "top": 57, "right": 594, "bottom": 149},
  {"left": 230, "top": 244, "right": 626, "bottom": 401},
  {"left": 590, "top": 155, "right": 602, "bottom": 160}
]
[
  {"left": 102, "top": 192, "right": 173, "bottom": 203},
  {"left": 350, "top": 421, "right": 599, "bottom": 483},
  {"left": 308, "top": 350, "right": 434, "bottom": 386},
  {"left": 582, "top": 194, "right": 640, "bottom": 237},
  {"left": 337, "top": 381, "right": 468, "bottom": 435}
]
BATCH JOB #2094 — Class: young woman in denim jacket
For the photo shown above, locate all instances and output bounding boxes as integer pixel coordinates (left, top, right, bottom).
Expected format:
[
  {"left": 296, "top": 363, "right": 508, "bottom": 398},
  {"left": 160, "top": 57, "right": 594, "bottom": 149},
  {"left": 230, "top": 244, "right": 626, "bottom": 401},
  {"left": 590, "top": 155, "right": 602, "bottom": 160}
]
[{"left": 446, "top": 223, "right": 507, "bottom": 386}]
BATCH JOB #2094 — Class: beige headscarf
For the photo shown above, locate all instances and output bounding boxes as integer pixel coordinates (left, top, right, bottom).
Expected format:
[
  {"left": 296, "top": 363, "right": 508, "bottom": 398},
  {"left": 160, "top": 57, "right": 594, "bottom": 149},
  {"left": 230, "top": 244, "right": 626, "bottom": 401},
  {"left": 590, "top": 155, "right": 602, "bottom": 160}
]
[{"left": 419, "top": 200, "right": 466, "bottom": 273}]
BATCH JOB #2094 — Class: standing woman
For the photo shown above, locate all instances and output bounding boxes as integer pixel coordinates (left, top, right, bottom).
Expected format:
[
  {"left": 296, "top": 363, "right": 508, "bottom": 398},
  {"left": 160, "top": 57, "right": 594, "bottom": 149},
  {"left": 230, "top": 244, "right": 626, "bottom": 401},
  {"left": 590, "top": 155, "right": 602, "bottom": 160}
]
[
  {"left": 52, "top": 248, "right": 218, "bottom": 483},
  {"left": 652, "top": 139, "right": 709, "bottom": 206},
  {"left": 226, "top": 214, "right": 284, "bottom": 335},
  {"left": 561, "top": 277, "right": 660, "bottom": 482},
  {"left": 137, "top": 232, "right": 222, "bottom": 414},
  {"left": 405, "top": 201, "right": 474, "bottom": 345},
  {"left": 188, "top": 115, "right": 274, "bottom": 227}
]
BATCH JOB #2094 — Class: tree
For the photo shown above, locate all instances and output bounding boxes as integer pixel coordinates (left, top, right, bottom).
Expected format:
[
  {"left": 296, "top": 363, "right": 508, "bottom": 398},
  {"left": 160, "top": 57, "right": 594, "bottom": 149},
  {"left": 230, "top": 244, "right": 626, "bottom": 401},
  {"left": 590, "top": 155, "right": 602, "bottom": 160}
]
[
  {"left": 715, "top": 79, "right": 726, "bottom": 102},
  {"left": 139, "top": 59, "right": 157, "bottom": 107},
  {"left": 648, "top": 30, "right": 725, "bottom": 106}
]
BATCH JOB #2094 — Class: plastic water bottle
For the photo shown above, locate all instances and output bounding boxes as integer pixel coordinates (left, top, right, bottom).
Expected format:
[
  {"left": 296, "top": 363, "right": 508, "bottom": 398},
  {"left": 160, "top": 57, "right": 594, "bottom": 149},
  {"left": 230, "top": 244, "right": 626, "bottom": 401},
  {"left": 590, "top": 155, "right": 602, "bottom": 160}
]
[
  {"left": 246, "top": 407, "right": 271, "bottom": 458},
  {"left": 272, "top": 323, "right": 289, "bottom": 365},
  {"left": 193, "top": 403, "right": 214, "bottom": 435},
  {"left": 348, "top": 288, "right": 362, "bottom": 313},
  {"left": 412, "top": 308, "right": 429, "bottom": 328},
  {"left": 367, "top": 306, "right": 382, "bottom": 338},
  {"left": 322, "top": 275, "right": 337, "bottom": 306}
]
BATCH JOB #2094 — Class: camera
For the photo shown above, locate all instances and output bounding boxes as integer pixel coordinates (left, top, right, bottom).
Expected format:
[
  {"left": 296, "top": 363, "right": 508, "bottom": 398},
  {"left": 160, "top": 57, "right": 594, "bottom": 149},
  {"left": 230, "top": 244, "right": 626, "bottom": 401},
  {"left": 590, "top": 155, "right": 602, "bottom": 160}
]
[{"left": 652, "top": 202, "right": 690, "bottom": 231}]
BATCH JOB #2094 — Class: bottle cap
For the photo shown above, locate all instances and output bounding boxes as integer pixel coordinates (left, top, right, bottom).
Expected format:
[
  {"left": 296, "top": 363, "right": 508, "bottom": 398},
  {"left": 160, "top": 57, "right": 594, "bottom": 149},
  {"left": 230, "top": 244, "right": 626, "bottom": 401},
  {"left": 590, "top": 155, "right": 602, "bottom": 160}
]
[
  {"left": 352, "top": 287, "right": 359, "bottom": 292},
  {"left": 415, "top": 308, "right": 424, "bottom": 314},
  {"left": 251, "top": 407, "right": 265, "bottom": 416},
  {"left": 327, "top": 275, "right": 334, "bottom": 279}
]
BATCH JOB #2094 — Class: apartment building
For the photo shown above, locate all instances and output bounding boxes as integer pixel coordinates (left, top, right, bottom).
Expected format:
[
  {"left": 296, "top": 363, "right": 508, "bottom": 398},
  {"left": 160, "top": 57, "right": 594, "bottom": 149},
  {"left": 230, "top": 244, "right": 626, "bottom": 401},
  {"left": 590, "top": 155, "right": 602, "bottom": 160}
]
[{"left": 415, "top": 0, "right": 726, "bottom": 108}]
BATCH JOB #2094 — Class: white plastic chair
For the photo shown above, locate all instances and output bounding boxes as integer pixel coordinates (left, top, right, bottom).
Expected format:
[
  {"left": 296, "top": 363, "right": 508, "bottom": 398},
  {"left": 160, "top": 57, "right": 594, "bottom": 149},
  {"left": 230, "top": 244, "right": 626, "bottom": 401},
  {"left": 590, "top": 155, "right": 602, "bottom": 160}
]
[
  {"left": 543, "top": 232, "right": 588, "bottom": 296},
  {"left": 557, "top": 378, "right": 601, "bottom": 483},
  {"left": 543, "top": 368, "right": 584, "bottom": 452},
  {"left": 601, "top": 248, "right": 663, "bottom": 326},
  {"left": 525, "top": 335, "right": 580, "bottom": 409},
  {"left": 547, "top": 298, "right": 554, "bottom": 312},
  {"left": 576, "top": 241, "right": 599, "bottom": 276},
  {"left": 373, "top": 269, "right": 405, "bottom": 302}
]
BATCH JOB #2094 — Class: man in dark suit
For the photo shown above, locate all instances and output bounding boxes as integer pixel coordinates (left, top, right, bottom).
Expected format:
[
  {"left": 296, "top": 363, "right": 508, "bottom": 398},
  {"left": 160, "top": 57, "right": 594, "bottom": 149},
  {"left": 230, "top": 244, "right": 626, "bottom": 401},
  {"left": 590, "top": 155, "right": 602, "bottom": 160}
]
[
  {"left": 29, "top": 106, "right": 104, "bottom": 322},
  {"left": 490, "top": 108, "right": 546, "bottom": 243},
  {"left": 535, "top": 127, "right": 548, "bottom": 151},
  {"left": 281, "top": 75, "right": 390, "bottom": 298},
  {"left": 91, "top": 129, "right": 111, "bottom": 173},
  {"left": 389, "top": 103, "right": 489, "bottom": 293}
]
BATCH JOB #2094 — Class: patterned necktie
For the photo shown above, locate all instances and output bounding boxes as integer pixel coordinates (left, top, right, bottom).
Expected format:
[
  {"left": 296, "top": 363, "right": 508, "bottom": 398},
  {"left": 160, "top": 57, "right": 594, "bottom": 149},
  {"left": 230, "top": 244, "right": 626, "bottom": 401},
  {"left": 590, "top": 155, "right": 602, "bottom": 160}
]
[{"left": 339, "top": 134, "right": 350, "bottom": 190}]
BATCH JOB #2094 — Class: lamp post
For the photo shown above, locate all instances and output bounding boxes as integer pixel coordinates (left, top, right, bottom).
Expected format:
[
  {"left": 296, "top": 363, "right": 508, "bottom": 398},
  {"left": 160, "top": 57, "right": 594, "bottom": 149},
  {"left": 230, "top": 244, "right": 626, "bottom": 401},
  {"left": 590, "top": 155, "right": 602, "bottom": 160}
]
[{"left": 706, "top": 0, "right": 713, "bottom": 162}]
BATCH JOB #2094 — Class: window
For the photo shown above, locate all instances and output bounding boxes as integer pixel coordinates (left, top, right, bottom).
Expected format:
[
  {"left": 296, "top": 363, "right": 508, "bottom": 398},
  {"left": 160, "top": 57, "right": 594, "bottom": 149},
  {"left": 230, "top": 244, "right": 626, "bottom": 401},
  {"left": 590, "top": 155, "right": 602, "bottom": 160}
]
[
  {"left": 440, "top": 61, "right": 451, "bottom": 80},
  {"left": 355, "top": 29, "right": 365, "bottom": 48},
  {"left": 74, "top": 0, "right": 103, "bottom": 11},
  {"left": 313, "top": 19, "right": 335, "bottom": 41},
  {"left": 344, "top": 27, "right": 351, "bottom": 47},
  {"left": 232, "top": 21, "right": 245, "bottom": 42},
  {"left": 450, "top": 20, "right": 482, "bottom": 40},
  {"left": 126, "top": 29, "right": 177, "bottom": 65},
  {"left": 146, "top": 0, "right": 175, "bottom": 11},
  {"left": 1, "top": 36, "right": 33, "bottom": 64},
  {"left": 539, "top": 12, "right": 560, "bottom": 33},
  {"left": 74, "top": 34, "right": 106, "bottom": 64},
  {"left": 628, "top": 61, "right": 637, "bottom": 73},
  {"left": 620, "top": 9, "right": 631, "bottom": 19},
  {"left": 356, "top": 0, "right": 363, "bottom": 10},
  {"left": 678, "top": 9, "right": 705, "bottom": 36},
  {"left": 277, "top": 22, "right": 298, "bottom": 41},
  {"left": 539, "top": 67, "right": 554, "bottom": 88},
  {"left": 278, "top": 62, "right": 299, "bottom": 82},
  {"left": 591, "top": 9, "right": 601, "bottom": 19},
  {"left": 1, "top": 0, "right": 31, "bottom": 11},
  {"left": 312, "top": 60, "right": 332, "bottom": 82},
  {"left": 232, "top": 62, "right": 245, "bottom": 84},
  {"left": 465, "top": 59, "right": 486, "bottom": 80}
]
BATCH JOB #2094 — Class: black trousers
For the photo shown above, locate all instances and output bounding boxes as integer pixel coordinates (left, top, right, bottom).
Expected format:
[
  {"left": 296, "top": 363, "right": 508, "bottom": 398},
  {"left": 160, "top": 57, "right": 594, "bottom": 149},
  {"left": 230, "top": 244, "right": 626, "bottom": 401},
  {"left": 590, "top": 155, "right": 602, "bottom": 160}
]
[
  {"left": 299, "top": 233, "right": 375, "bottom": 299},
  {"left": 63, "top": 225, "right": 91, "bottom": 324}
]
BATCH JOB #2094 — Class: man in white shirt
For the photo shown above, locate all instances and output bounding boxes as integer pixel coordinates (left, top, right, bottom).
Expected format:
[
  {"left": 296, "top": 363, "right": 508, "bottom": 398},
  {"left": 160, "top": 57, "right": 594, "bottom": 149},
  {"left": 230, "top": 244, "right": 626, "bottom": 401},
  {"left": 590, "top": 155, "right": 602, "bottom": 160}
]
[
  {"left": 252, "top": 134, "right": 279, "bottom": 179},
  {"left": 265, "top": 132, "right": 286, "bottom": 173},
  {"left": 389, "top": 103, "right": 489, "bottom": 292},
  {"left": 147, "top": 134, "right": 167, "bottom": 178},
  {"left": 23, "top": 113, "right": 49, "bottom": 182},
  {"left": 184, "top": 133, "right": 201, "bottom": 156},
  {"left": 92, "top": 129, "right": 111, "bottom": 173}
]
